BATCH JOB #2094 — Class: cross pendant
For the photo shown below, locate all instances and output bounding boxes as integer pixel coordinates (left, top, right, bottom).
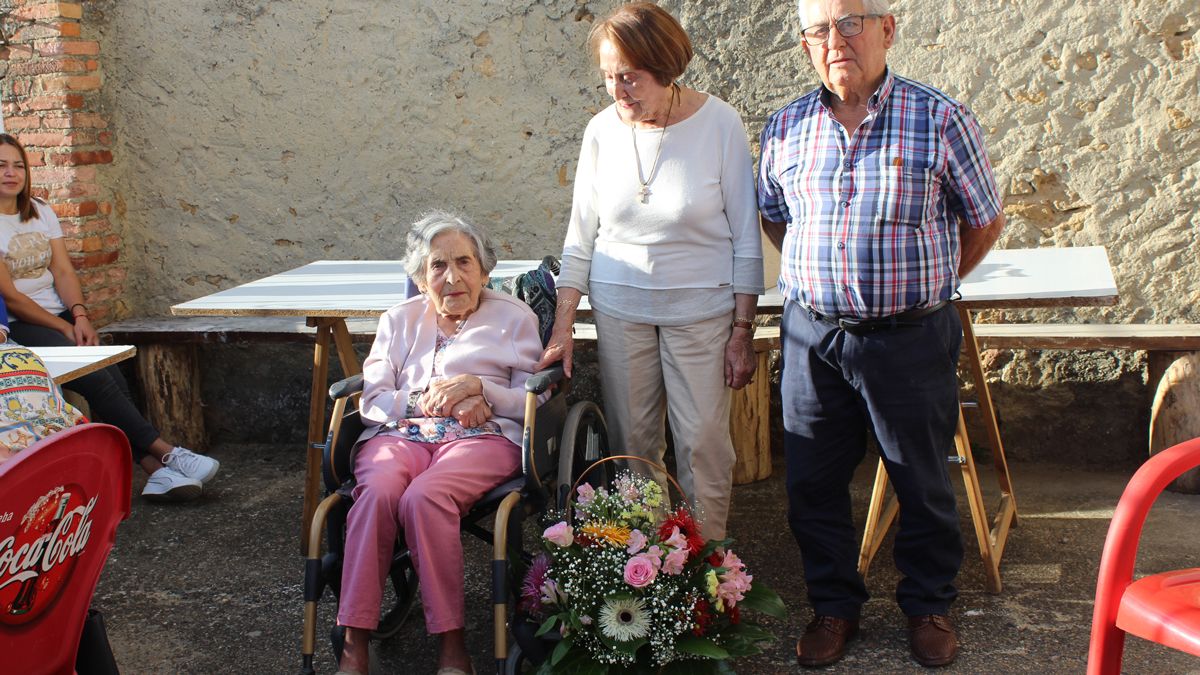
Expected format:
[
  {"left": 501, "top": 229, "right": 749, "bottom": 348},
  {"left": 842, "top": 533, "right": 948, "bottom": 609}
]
[{"left": 637, "top": 184, "right": 651, "bottom": 203}]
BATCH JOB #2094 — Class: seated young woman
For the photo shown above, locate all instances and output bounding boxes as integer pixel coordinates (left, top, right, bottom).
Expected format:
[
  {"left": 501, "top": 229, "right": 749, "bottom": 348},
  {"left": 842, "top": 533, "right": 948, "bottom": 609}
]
[
  {"left": 0, "top": 133, "right": 218, "bottom": 501},
  {"left": 336, "top": 211, "right": 547, "bottom": 675}
]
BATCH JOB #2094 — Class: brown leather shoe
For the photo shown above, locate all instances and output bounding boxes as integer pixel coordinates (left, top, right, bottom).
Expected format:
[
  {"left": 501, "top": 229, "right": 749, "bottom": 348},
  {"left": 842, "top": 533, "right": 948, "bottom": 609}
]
[
  {"left": 908, "top": 614, "right": 958, "bottom": 667},
  {"left": 796, "top": 615, "right": 859, "bottom": 667}
]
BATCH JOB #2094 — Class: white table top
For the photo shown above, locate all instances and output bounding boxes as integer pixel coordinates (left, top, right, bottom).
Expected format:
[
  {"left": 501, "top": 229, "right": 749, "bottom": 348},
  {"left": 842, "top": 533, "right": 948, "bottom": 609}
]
[
  {"left": 27, "top": 345, "right": 137, "bottom": 384},
  {"left": 758, "top": 245, "right": 1117, "bottom": 311},
  {"left": 957, "top": 245, "right": 1117, "bottom": 308},
  {"left": 171, "top": 260, "right": 540, "bottom": 318},
  {"left": 171, "top": 246, "right": 1117, "bottom": 318}
]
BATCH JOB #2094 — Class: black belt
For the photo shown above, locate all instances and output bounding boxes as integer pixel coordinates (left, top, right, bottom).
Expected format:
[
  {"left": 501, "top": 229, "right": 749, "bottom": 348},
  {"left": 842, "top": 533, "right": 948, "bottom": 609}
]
[{"left": 805, "top": 300, "right": 952, "bottom": 335}]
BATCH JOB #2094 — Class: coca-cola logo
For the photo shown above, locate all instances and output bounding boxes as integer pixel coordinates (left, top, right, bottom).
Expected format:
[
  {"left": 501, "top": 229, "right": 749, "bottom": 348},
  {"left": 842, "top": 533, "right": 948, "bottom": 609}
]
[{"left": 0, "top": 485, "right": 97, "bottom": 626}]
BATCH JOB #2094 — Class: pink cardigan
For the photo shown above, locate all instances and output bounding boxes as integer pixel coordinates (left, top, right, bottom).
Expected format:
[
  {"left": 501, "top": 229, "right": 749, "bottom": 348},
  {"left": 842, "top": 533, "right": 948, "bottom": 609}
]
[{"left": 359, "top": 288, "right": 545, "bottom": 447}]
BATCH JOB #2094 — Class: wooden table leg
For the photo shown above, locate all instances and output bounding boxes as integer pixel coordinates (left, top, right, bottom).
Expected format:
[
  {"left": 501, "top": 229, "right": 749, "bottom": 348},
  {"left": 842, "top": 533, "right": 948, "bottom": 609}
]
[
  {"left": 300, "top": 318, "right": 364, "bottom": 554},
  {"left": 301, "top": 319, "right": 333, "bottom": 554},
  {"left": 331, "top": 319, "right": 363, "bottom": 378},
  {"left": 857, "top": 459, "right": 898, "bottom": 579},
  {"left": 954, "top": 408, "right": 1003, "bottom": 593},
  {"left": 959, "top": 307, "right": 1018, "bottom": 521}
]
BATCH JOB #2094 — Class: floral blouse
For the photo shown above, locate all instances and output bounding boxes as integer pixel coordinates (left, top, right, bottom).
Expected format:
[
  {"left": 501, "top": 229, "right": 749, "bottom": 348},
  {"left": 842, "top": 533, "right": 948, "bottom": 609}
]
[{"left": 384, "top": 329, "right": 503, "bottom": 444}]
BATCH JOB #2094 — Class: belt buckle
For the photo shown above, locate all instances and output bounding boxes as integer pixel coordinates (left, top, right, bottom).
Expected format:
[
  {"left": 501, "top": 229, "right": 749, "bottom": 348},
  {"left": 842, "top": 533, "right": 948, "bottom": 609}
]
[{"left": 836, "top": 317, "right": 869, "bottom": 335}]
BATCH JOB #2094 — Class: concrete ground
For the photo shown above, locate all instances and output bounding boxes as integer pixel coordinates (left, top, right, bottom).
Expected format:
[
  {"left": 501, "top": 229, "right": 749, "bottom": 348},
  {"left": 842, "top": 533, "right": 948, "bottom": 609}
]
[{"left": 94, "top": 443, "right": 1200, "bottom": 674}]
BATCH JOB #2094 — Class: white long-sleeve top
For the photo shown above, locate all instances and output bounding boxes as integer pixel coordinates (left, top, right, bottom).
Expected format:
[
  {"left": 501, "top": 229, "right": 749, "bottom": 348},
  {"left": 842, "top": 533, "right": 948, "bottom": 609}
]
[{"left": 558, "top": 94, "right": 764, "bottom": 325}]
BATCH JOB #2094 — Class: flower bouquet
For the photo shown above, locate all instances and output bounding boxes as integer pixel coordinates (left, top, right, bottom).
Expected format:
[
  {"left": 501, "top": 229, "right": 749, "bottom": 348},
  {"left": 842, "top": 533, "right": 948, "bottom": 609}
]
[{"left": 521, "top": 463, "right": 786, "bottom": 674}]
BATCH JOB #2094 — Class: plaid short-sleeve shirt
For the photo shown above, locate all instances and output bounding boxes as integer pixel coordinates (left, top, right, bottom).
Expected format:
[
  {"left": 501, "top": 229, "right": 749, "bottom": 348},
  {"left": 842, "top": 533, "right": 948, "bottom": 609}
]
[{"left": 758, "top": 71, "right": 1002, "bottom": 319}]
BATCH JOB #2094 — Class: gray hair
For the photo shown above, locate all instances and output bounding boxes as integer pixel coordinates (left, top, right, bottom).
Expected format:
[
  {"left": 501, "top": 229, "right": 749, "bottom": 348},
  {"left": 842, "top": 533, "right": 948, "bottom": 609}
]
[
  {"left": 402, "top": 210, "right": 498, "bottom": 287},
  {"left": 797, "top": 0, "right": 891, "bottom": 26}
]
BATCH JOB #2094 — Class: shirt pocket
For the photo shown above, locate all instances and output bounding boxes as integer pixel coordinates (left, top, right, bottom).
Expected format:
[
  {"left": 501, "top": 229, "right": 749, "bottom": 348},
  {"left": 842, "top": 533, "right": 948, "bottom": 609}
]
[{"left": 880, "top": 167, "right": 934, "bottom": 228}]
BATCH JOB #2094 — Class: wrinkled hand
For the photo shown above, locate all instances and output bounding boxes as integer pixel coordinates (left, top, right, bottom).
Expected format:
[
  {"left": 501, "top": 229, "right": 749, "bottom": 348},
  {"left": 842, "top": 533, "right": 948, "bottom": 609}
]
[
  {"left": 724, "top": 329, "right": 755, "bottom": 390},
  {"left": 418, "top": 374, "right": 482, "bottom": 416},
  {"left": 537, "top": 325, "right": 575, "bottom": 378},
  {"left": 72, "top": 317, "right": 99, "bottom": 346},
  {"left": 451, "top": 395, "right": 493, "bottom": 428}
]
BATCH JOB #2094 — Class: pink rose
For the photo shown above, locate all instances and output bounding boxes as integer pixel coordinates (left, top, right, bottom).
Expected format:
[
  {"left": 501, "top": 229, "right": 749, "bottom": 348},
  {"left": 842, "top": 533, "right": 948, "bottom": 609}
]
[
  {"left": 624, "top": 554, "right": 659, "bottom": 588},
  {"left": 626, "top": 529, "right": 648, "bottom": 554},
  {"left": 543, "top": 521, "right": 574, "bottom": 547},
  {"left": 662, "top": 547, "right": 688, "bottom": 575}
]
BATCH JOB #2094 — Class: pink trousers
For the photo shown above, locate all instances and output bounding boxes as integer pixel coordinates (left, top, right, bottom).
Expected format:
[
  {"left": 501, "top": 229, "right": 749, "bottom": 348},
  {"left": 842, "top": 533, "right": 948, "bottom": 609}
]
[{"left": 337, "top": 433, "right": 520, "bottom": 634}]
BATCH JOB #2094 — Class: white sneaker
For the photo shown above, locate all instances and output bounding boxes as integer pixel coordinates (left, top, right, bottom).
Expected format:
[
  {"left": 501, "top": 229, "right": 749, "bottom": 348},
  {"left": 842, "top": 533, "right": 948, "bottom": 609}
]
[
  {"left": 142, "top": 466, "right": 203, "bottom": 502},
  {"left": 163, "top": 447, "right": 220, "bottom": 485}
]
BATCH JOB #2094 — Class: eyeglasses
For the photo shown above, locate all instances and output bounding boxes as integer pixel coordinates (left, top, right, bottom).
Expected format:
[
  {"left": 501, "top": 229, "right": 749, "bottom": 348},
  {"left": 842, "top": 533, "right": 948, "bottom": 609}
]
[{"left": 799, "top": 14, "right": 882, "bottom": 46}]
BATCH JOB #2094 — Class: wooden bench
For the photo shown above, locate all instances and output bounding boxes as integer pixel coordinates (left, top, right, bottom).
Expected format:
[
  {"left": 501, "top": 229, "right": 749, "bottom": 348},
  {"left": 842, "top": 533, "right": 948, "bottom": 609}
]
[
  {"left": 573, "top": 323, "right": 781, "bottom": 485},
  {"left": 972, "top": 322, "right": 1200, "bottom": 491},
  {"left": 99, "top": 316, "right": 380, "bottom": 450},
  {"left": 99, "top": 316, "right": 787, "bottom": 480},
  {"left": 971, "top": 323, "right": 1200, "bottom": 407},
  {"left": 741, "top": 323, "right": 1200, "bottom": 481},
  {"left": 971, "top": 323, "right": 1200, "bottom": 352}
]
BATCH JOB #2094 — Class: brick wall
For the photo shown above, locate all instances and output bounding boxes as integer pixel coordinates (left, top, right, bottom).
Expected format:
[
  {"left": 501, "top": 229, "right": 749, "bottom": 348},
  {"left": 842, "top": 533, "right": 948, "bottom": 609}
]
[{"left": 1, "top": 0, "right": 122, "bottom": 324}]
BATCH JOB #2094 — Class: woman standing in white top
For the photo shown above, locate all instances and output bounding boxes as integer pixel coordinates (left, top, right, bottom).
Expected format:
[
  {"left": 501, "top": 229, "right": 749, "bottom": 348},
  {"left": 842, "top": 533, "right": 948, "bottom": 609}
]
[
  {"left": 538, "top": 2, "right": 763, "bottom": 540},
  {"left": 0, "top": 134, "right": 219, "bottom": 501}
]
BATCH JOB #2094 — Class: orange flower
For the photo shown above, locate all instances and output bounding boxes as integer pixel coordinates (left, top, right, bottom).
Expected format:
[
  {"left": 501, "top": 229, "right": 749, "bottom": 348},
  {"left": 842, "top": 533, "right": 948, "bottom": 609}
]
[{"left": 580, "top": 521, "right": 631, "bottom": 547}]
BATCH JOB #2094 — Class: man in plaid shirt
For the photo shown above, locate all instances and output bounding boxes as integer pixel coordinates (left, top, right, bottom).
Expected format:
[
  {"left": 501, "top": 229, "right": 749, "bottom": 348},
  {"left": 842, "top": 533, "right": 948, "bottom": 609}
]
[{"left": 758, "top": 0, "right": 1004, "bottom": 668}]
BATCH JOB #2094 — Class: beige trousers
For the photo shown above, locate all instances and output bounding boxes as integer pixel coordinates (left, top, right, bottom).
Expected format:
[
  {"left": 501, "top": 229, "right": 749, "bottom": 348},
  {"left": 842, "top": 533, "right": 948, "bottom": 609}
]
[{"left": 593, "top": 310, "right": 736, "bottom": 540}]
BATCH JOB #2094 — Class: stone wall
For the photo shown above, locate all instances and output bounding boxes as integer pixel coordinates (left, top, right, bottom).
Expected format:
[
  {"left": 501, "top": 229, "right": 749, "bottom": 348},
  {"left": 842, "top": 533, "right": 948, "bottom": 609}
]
[
  {"left": 86, "top": 0, "right": 1198, "bottom": 324},
  {"left": 38, "top": 1, "right": 1200, "bottom": 460}
]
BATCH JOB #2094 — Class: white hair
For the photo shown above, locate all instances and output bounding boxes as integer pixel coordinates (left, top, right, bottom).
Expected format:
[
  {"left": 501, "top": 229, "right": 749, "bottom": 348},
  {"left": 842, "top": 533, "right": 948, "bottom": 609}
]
[
  {"left": 402, "top": 210, "right": 498, "bottom": 286},
  {"left": 797, "top": 0, "right": 891, "bottom": 26}
]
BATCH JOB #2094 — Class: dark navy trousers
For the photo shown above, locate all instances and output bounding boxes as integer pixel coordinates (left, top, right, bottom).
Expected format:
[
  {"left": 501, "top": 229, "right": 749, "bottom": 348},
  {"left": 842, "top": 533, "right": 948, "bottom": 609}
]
[{"left": 780, "top": 299, "right": 964, "bottom": 619}]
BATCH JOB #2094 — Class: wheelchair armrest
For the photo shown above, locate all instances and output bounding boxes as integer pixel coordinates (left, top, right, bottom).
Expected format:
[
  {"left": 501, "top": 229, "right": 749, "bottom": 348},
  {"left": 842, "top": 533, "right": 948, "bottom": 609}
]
[
  {"left": 526, "top": 364, "right": 566, "bottom": 394},
  {"left": 328, "top": 373, "right": 365, "bottom": 400}
]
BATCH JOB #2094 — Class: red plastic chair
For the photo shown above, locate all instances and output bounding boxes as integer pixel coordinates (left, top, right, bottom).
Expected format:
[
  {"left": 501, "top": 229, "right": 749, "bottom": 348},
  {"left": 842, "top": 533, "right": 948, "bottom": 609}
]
[
  {"left": 1088, "top": 436, "right": 1200, "bottom": 674},
  {"left": 0, "top": 424, "right": 131, "bottom": 675}
]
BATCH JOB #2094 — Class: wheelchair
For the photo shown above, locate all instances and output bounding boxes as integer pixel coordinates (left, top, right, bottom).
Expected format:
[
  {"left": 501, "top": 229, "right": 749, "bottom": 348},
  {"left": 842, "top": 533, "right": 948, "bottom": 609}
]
[{"left": 300, "top": 363, "right": 610, "bottom": 675}]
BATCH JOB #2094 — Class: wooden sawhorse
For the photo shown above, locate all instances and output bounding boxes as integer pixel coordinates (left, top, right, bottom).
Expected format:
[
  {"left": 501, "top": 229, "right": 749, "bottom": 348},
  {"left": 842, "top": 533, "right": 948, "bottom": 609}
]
[{"left": 857, "top": 306, "right": 1016, "bottom": 594}]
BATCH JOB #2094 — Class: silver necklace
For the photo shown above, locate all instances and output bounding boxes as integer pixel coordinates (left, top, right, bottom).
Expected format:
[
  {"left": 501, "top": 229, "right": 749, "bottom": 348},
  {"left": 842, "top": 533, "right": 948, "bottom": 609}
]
[{"left": 630, "top": 85, "right": 676, "bottom": 204}]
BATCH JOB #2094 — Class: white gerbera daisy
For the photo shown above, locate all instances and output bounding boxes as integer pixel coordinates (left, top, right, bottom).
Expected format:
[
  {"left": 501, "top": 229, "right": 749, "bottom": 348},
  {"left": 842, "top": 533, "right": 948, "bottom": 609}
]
[{"left": 599, "top": 596, "right": 650, "bottom": 642}]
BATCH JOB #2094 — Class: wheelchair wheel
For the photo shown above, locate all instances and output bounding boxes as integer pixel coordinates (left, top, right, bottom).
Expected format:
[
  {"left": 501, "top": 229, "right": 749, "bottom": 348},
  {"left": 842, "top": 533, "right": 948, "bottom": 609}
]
[
  {"left": 373, "top": 551, "right": 419, "bottom": 640},
  {"left": 556, "top": 401, "right": 609, "bottom": 510},
  {"left": 504, "top": 643, "right": 537, "bottom": 674}
]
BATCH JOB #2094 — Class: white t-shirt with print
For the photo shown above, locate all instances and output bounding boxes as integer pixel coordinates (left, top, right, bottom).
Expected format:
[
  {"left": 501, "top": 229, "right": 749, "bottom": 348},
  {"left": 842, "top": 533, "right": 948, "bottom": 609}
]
[{"left": 0, "top": 201, "right": 67, "bottom": 315}]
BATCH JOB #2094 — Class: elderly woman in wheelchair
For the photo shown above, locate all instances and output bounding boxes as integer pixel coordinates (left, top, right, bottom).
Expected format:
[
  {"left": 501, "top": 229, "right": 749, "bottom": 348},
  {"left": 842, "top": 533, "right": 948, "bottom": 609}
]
[{"left": 334, "top": 211, "right": 548, "bottom": 675}]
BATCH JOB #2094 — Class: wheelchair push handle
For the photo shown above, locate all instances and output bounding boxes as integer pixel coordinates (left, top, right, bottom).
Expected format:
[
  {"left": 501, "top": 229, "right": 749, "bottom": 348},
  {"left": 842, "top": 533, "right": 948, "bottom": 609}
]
[{"left": 566, "top": 454, "right": 689, "bottom": 520}]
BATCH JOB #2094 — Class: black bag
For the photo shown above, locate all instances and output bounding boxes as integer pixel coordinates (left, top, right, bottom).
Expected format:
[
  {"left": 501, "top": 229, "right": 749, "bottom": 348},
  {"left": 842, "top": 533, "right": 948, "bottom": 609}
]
[{"left": 75, "top": 607, "right": 120, "bottom": 675}]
